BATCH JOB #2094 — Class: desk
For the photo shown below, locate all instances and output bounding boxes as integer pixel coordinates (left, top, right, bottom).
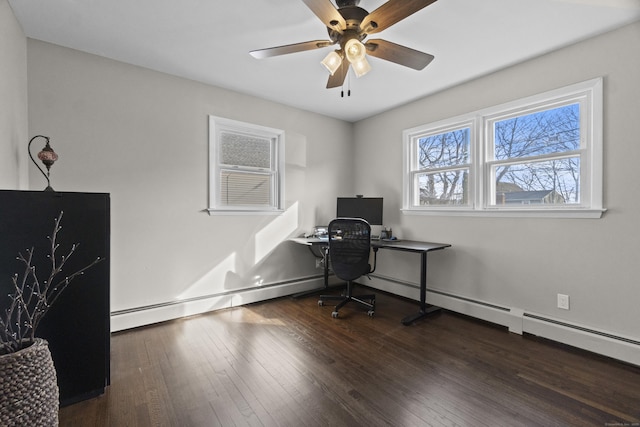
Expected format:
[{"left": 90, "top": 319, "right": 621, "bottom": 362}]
[
  {"left": 371, "top": 240, "right": 451, "bottom": 325},
  {"left": 291, "top": 237, "right": 451, "bottom": 325}
]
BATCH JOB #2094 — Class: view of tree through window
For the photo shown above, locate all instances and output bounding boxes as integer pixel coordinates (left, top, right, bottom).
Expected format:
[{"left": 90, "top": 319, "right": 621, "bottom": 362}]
[
  {"left": 491, "top": 103, "right": 581, "bottom": 205},
  {"left": 404, "top": 78, "right": 602, "bottom": 216},
  {"left": 417, "top": 128, "right": 470, "bottom": 205}
]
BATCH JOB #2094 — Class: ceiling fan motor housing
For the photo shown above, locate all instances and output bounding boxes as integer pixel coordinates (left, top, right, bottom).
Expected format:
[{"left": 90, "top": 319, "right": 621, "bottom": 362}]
[
  {"left": 326, "top": 4, "right": 370, "bottom": 45},
  {"left": 336, "top": 0, "right": 360, "bottom": 7},
  {"left": 338, "top": 5, "right": 369, "bottom": 31}
]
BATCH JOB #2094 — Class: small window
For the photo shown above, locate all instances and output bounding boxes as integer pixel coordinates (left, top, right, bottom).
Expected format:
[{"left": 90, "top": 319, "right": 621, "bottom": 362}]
[
  {"left": 409, "top": 124, "right": 472, "bottom": 207},
  {"left": 208, "top": 116, "right": 284, "bottom": 214},
  {"left": 403, "top": 78, "right": 603, "bottom": 218}
]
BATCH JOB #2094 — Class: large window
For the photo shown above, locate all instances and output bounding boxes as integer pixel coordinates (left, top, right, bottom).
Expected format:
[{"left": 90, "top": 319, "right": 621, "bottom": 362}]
[
  {"left": 403, "top": 78, "right": 603, "bottom": 218},
  {"left": 208, "top": 116, "right": 284, "bottom": 214}
]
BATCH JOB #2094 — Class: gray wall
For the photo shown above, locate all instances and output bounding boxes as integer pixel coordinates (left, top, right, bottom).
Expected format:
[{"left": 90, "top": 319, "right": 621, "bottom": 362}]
[
  {"left": 25, "top": 39, "right": 354, "bottom": 328},
  {"left": 354, "top": 21, "right": 640, "bottom": 344},
  {"left": 0, "top": 0, "right": 28, "bottom": 189}
]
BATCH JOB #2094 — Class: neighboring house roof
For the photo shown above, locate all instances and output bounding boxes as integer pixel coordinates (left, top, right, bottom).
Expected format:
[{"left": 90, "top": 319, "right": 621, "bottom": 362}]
[
  {"left": 503, "top": 190, "right": 558, "bottom": 203},
  {"left": 504, "top": 190, "right": 553, "bottom": 202}
]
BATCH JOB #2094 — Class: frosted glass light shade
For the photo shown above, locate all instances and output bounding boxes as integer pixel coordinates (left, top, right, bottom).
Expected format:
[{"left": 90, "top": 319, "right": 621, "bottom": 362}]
[
  {"left": 352, "top": 57, "right": 371, "bottom": 78},
  {"left": 345, "top": 39, "right": 366, "bottom": 63},
  {"left": 321, "top": 51, "right": 343, "bottom": 75}
]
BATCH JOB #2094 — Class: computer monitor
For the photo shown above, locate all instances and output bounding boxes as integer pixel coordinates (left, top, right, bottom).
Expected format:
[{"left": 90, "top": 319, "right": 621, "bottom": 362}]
[{"left": 336, "top": 197, "right": 383, "bottom": 225}]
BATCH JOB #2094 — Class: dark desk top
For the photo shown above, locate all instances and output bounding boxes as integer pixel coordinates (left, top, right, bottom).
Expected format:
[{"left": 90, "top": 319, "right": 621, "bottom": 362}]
[
  {"left": 290, "top": 237, "right": 327, "bottom": 246},
  {"left": 372, "top": 240, "right": 451, "bottom": 253},
  {"left": 292, "top": 237, "right": 450, "bottom": 253}
]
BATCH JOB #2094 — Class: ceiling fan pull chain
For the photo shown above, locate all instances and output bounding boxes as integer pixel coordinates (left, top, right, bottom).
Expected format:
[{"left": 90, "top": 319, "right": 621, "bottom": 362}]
[{"left": 340, "top": 78, "right": 352, "bottom": 97}]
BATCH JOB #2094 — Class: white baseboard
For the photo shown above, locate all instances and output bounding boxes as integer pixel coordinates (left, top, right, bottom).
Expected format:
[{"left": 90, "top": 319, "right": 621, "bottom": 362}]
[
  {"left": 522, "top": 314, "right": 640, "bottom": 366},
  {"left": 367, "top": 276, "right": 640, "bottom": 367},
  {"left": 110, "top": 276, "right": 325, "bottom": 332},
  {"left": 111, "top": 274, "right": 640, "bottom": 367}
]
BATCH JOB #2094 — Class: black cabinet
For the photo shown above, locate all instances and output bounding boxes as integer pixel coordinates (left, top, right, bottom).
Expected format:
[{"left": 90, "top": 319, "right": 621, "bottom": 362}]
[{"left": 0, "top": 190, "right": 110, "bottom": 406}]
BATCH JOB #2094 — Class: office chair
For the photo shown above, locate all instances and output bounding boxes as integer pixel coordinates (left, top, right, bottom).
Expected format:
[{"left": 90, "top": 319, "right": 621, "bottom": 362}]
[{"left": 318, "top": 218, "right": 377, "bottom": 318}]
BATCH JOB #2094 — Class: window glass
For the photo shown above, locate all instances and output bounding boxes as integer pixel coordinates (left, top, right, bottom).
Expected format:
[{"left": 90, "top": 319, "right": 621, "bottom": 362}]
[
  {"left": 418, "top": 128, "right": 470, "bottom": 169},
  {"left": 493, "top": 104, "right": 580, "bottom": 160},
  {"left": 402, "top": 78, "right": 603, "bottom": 218},
  {"left": 220, "top": 132, "right": 272, "bottom": 169},
  {"left": 411, "top": 126, "right": 471, "bottom": 207},
  {"left": 490, "top": 103, "right": 581, "bottom": 206},
  {"left": 209, "top": 116, "right": 284, "bottom": 214},
  {"left": 417, "top": 170, "right": 469, "bottom": 206},
  {"left": 494, "top": 158, "right": 580, "bottom": 205}
]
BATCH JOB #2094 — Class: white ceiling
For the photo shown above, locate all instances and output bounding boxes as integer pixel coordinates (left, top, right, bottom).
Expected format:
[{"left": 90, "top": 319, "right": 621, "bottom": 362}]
[{"left": 9, "top": 0, "right": 640, "bottom": 122}]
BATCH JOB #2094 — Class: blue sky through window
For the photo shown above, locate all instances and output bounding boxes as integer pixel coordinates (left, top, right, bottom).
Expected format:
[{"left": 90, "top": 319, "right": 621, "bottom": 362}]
[{"left": 493, "top": 103, "right": 581, "bottom": 204}]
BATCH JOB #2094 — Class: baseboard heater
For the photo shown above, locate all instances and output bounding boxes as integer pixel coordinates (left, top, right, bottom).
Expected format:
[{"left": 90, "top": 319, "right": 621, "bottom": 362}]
[
  {"left": 524, "top": 313, "right": 640, "bottom": 346},
  {"left": 367, "top": 275, "right": 640, "bottom": 367},
  {"left": 110, "top": 274, "right": 326, "bottom": 332}
]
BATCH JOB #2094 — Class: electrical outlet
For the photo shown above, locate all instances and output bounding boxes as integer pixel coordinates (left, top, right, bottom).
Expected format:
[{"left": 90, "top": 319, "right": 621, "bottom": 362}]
[{"left": 557, "top": 293, "right": 570, "bottom": 310}]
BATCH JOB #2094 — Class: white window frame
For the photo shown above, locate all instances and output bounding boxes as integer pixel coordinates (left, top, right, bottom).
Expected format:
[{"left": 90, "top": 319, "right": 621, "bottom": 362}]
[
  {"left": 404, "top": 119, "right": 476, "bottom": 210},
  {"left": 403, "top": 78, "right": 604, "bottom": 219},
  {"left": 208, "top": 116, "right": 285, "bottom": 215}
]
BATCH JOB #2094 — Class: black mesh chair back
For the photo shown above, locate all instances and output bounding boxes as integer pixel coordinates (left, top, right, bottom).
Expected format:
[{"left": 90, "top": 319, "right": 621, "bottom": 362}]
[
  {"left": 329, "top": 218, "right": 372, "bottom": 281},
  {"left": 318, "top": 218, "right": 376, "bottom": 318}
]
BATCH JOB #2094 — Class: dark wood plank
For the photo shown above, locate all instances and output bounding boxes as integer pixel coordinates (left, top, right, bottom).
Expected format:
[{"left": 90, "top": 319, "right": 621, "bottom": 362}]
[{"left": 59, "top": 290, "right": 640, "bottom": 426}]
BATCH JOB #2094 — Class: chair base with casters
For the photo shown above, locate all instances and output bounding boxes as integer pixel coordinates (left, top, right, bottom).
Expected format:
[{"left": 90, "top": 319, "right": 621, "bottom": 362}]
[{"left": 318, "top": 280, "right": 375, "bottom": 318}]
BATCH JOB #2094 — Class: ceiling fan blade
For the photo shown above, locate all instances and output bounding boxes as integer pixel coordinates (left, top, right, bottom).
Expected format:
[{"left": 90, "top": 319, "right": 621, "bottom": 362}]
[
  {"left": 365, "top": 39, "right": 434, "bottom": 70},
  {"left": 250, "top": 40, "right": 334, "bottom": 59},
  {"left": 301, "top": 0, "right": 346, "bottom": 32},
  {"left": 361, "top": 0, "right": 438, "bottom": 34},
  {"left": 326, "top": 61, "right": 349, "bottom": 88}
]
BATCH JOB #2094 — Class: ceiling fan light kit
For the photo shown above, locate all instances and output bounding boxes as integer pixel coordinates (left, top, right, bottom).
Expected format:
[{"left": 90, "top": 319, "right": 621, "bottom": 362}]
[
  {"left": 351, "top": 55, "right": 371, "bottom": 78},
  {"left": 250, "top": 0, "right": 438, "bottom": 89},
  {"left": 345, "top": 38, "right": 365, "bottom": 62},
  {"left": 321, "top": 50, "right": 343, "bottom": 75}
]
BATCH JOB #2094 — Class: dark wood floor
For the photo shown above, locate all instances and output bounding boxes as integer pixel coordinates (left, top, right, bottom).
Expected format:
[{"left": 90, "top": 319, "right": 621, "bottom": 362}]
[{"left": 60, "top": 289, "right": 640, "bottom": 426}]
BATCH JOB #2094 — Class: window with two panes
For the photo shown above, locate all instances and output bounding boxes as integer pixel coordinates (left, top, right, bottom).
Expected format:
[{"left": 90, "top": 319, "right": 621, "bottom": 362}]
[
  {"left": 209, "top": 116, "right": 284, "bottom": 213},
  {"left": 404, "top": 78, "right": 602, "bottom": 216}
]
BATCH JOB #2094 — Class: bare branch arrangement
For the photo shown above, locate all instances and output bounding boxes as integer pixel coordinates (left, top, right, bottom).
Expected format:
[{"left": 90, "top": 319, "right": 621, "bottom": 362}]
[{"left": 0, "top": 211, "right": 103, "bottom": 355}]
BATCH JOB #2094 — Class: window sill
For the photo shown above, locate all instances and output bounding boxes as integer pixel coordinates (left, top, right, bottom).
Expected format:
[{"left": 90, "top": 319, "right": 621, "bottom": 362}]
[
  {"left": 207, "top": 208, "right": 284, "bottom": 216},
  {"left": 401, "top": 208, "right": 606, "bottom": 219}
]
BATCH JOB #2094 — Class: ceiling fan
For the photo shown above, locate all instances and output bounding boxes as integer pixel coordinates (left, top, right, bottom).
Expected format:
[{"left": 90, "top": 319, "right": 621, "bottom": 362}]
[{"left": 250, "top": 0, "right": 438, "bottom": 89}]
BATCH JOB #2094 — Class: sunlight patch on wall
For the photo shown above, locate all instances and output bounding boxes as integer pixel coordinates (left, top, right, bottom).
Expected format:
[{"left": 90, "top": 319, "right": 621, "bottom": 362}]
[
  {"left": 254, "top": 201, "right": 299, "bottom": 263},
  {"left": 177, "top": 252, "right": 237, "bottom": 299}
]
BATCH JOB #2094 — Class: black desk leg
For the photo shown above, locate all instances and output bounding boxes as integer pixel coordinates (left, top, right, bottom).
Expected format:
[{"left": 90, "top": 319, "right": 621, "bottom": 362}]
[{"left": 401, "top": 251, "right": 441, "bottom": 325}]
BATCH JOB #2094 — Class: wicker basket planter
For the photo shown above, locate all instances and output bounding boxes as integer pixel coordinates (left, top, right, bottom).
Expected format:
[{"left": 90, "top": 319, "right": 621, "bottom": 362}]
[{"left": 0, "top": 338, "right": 59, "bottom": 426}]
